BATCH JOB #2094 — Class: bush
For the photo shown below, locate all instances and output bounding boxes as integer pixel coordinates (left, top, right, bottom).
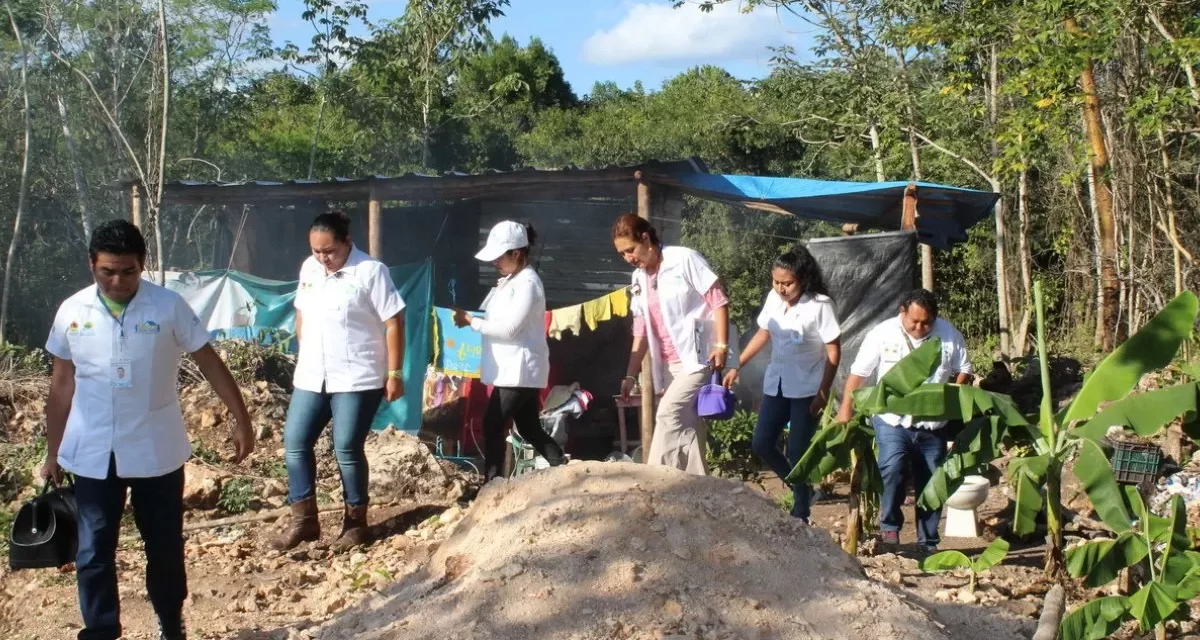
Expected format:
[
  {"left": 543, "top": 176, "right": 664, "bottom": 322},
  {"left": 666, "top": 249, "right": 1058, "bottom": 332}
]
[
  {"left": 0, "top": 343, "right": 50, "bottom": 377},
  {"left": 217, "top": 477, "right": 257, "bottom": 514},
  {"left": 706, "top": 410, "right": 760, "bottom": 480}
]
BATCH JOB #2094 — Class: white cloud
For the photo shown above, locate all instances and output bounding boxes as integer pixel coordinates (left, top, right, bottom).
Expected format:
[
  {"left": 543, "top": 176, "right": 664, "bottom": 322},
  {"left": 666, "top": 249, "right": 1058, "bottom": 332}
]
[{"left": 582, "top": 2, "right": 787, "bottom": 66}]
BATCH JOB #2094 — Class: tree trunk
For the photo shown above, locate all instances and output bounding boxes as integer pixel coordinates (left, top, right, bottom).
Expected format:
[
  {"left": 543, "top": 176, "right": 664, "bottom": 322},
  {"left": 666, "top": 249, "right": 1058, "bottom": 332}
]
[
  {"left": 844, "top": 447, "right": 862, "bottom": 556},
  {"left": 868, "top": 121, "right": 885, "bottom": 182},
  {"left": 307, "top": 91, "right": 327, "bottom": 181},
  {"left": 1015, "top": 165, "right": 1033, "bottom": 355},
  {"left": 56, "top": 93, "right": 93, "bottom": 242},
  {"left": 1157, "top": 127, "right": 1184, "bottom": 295},
  {"left": 1, "top": 2, "right": 31, "bottom": 346},
  {"left": 154, "top": 0, "right": 170, "bottom": 285},
  {"left": 1067, "top": 17, "right": 1119, "bottom": 352},
  {"left": 987, "top": 45, "right": 1012, "bottom": 356},
  {"left": 895, "top": 48, "right": 934, "bottom": 291}
]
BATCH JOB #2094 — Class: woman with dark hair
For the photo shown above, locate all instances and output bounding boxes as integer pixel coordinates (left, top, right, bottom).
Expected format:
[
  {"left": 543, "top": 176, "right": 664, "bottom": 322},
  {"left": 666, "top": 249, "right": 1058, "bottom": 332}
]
[
  {"left": 723, "top": 246, "right": 841, "bottom": 520},
  {"left": 273, "top": 210, "right": 407, "bottom": 552},
  {"left": 613, "top": 213, "right": 732, "bottom": 475},
  {"left": 453, "top": 220, "right": 564, "bottom": 479}
]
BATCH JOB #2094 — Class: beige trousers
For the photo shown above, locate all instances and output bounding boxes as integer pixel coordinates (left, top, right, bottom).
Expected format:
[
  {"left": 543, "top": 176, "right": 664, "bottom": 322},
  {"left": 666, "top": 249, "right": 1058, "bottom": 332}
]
[{"left": 646, "top": 362, "right": 711, "bottom": 475}]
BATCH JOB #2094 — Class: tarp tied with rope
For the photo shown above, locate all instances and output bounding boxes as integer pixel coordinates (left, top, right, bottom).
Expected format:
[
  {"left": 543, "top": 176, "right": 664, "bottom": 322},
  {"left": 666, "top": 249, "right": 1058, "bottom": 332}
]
[{"left": 657, "top": 173, "right": 999, "bottom": 249}]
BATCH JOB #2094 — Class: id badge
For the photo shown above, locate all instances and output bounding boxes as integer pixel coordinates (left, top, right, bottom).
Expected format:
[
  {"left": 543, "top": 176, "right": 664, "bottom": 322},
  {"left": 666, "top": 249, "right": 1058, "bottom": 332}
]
[{"left": 110, "top": 358, "right": 133, "bottom": 388}]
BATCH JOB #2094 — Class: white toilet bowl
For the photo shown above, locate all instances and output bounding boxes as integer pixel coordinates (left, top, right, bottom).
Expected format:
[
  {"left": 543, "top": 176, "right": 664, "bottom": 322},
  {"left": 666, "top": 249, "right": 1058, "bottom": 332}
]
[{"left": 944, "top": 475, "right": 990, "bottom": 538}]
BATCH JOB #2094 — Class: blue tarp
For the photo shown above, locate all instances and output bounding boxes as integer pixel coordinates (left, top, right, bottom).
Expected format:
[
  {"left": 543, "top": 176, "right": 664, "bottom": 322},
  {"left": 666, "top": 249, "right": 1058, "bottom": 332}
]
[
  {"left": 665, "top": 173, "right": 999, "bottom": 248},
  {"left": 162, "top": 261, "right": 433, "bottom": 433}
]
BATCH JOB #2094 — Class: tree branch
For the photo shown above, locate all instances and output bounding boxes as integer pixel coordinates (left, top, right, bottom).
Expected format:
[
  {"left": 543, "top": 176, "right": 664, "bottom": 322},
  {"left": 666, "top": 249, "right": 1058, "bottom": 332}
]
[{"left": 905, "top": 127, "right": 997, "bottom": 186}]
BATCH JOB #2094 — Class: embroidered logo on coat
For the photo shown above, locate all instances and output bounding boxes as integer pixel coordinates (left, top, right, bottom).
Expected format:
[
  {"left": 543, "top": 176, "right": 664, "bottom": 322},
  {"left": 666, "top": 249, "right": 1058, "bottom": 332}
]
[{"left": 135, "top": 320, "right": 161, "bottom": 334}]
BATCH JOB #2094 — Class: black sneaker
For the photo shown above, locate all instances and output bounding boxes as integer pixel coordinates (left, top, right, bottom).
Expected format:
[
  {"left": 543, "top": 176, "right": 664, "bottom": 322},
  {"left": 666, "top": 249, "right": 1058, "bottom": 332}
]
[{"left": 158, "top": 621, "right": 186, "bottom": 640}]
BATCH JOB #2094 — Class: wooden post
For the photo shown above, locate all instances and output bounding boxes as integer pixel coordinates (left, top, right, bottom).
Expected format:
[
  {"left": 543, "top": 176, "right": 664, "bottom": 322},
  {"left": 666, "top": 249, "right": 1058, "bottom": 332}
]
[
  {"left": 130, "top": 183, "right": 143, "bottom": 229},
  {"left": 901, "top": 183, "right": 934, "bottom": 290},
  {"left": 368, "top": 183, "right": 383, "bottom": 259},
  {"left": 634, "top": 171, "right": 655, "bottom": 460}
]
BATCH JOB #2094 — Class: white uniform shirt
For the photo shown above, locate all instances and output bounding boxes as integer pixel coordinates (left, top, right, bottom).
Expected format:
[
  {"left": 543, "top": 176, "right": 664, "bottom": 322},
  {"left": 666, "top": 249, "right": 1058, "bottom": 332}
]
[
  {"left": 849, "top": 315, "right": 973, "bottom": 430},
  {"left": 471, "top": 266, "right": 550, "bottom": 388},
  {"left": 756, "top": 291, "right": 841, "bottom": 399},
  {"left": 630, "top": 246, "right": 734, "bottom": 393},
  {"left": 45, "top": 282, "right": 213, "bottom": 479},
  {"left": 293, "top": 246, "right": 406, "bottom": 393}
]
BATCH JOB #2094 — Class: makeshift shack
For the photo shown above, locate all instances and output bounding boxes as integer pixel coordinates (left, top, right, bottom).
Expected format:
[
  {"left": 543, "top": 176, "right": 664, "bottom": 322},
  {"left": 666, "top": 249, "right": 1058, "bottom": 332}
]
[{"left": 122, "top": 158, "right": 999, "bottom": 461}]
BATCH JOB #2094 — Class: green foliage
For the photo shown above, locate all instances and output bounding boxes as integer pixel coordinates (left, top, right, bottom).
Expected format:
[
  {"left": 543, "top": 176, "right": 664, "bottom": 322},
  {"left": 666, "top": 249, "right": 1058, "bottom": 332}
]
[
  {"left": 1061, "top": 496, "right": 1200, "bottom": 639},
  {"left": 217, "top": 477, "right": 256, "bottom": 514},
  {"left": 0, "top": 343, "right": 49, "bottom": 375},
  {"left": 918, "top": 537, "right": 1010, "bottom": 592},
  {"left": 208, "top": 335, "right": 296, "bottom": 386},
  {"left": 705, "top": 409, "right": 759, "bottom": 480}
]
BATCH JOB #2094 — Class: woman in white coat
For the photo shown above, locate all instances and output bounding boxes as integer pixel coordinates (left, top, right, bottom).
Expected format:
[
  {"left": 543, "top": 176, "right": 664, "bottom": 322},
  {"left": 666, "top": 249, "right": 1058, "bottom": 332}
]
[
  {"left": 613, "top": 214, "right": 731, "bottom": 475},
  {"left": 454, "top": 221, "right": 565, "bottom": 479}
]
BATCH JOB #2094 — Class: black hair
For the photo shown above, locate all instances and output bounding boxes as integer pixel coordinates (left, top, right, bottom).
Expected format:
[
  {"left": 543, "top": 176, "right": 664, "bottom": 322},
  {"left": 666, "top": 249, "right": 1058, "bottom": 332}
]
[
  {"left": 310, "top": 209, "right": 352, "bottom": 243},
  {"left": 772, "top": 245, "right": 830, "bottom": 298},
  {"left": 900, "top": 288, "right": 939, "bottom": 318},
  {"left": 89, "top": 219, "right": 147, "bottom": 263},
  {"left": 515, "top": 223, "right": 537, "bottom": 258}
]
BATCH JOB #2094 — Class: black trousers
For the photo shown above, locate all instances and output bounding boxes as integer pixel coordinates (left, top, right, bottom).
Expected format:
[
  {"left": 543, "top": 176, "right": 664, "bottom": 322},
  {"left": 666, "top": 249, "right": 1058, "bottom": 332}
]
[
  {"left": 482, "top": 387, "right": 566, "bottom": 477},
  {"left": 74, "top": 455, "right": 186, "bottom": 640}
]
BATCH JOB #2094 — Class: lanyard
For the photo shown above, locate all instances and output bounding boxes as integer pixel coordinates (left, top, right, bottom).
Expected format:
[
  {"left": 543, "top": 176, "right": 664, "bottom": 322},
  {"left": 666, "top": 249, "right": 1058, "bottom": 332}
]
[{"left": 98, "top": 290, "right": 130, "bottom": 356}]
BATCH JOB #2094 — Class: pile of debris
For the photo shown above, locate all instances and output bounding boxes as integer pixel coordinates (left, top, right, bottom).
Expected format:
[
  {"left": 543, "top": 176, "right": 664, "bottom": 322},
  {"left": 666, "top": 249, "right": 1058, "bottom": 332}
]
[{"left": 296, "top": 462, "right": 1028, "bottom": 640}]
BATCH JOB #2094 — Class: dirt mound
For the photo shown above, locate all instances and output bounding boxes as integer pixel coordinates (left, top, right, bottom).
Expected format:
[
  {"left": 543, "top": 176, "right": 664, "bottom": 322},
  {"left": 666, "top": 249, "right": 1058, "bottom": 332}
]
[{"left": 303, "top": 462, "right": 964, "bottom": 640}]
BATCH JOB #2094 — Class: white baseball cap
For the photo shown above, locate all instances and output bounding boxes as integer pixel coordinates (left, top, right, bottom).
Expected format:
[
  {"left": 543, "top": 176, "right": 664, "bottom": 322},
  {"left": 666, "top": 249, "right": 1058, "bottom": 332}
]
[{"left": 475, "top": 221, "right": 529, "bottom": 262}]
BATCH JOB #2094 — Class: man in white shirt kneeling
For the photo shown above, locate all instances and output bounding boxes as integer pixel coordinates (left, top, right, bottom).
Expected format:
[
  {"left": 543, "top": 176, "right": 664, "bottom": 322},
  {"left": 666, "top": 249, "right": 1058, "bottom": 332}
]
[
  {"left": 39, "top": 220, "right": 254, "bottom": 640},
  {"left": 836, "top": 289, "right": 973, "bottom": 554}
]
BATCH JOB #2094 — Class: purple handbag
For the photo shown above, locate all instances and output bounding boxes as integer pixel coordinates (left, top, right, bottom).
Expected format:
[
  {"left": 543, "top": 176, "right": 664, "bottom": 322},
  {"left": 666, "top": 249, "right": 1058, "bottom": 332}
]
[{"left": 696, "top": 371, "right": 737, "bottom": 420}]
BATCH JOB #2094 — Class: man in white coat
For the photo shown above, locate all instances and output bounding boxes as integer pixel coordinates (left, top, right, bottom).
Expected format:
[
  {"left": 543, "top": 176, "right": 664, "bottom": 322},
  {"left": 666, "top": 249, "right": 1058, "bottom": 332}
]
[{"left": 40, "top": 219, "right": 254, "bottom": 640}]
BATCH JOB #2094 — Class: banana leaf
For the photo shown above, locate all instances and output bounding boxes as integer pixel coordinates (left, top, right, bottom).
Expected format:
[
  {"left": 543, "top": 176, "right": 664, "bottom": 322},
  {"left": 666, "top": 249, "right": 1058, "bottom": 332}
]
[
  {"left": 855, "top": 338, "right": 942, "bottom": 414},
  {"left": 919, "top": 549, "right": 971, "bottom": 572},
  {"left": 1161, "top": 496, "right": 1194, "bottom": 584},
  {"left": 1062, "top": 291, "right": 1199, "bottom": 427},
  {"left": 788, "top": 420, "right": 856, "bottom": 484},
  {"left": 1059, "top": 596, "right": 1130, "bottom": 640},
  {"left": 918, "top": 414, "right": 1010, "bottom": 511},
  {"left": 1076, "top": 439, "right": 1132, "bottom": 533},
  {"left": 1071, "top": 383, "right": 1200, "bottom": 441},
  {"left": 972, "top": 537, "right": 1010, "bottom": 572},
  {"left": 1012, "top": 470, "right": 1045, "bottom": 536},
  {"left": 1128, "top": 582, "right": 1182, "bottom": 632},
  {"left": 883, "top": 383, "right": 1029, "bottom": 426},
  {"left": 1065, "top": 533, "right": 1149, "bottom": 588}
]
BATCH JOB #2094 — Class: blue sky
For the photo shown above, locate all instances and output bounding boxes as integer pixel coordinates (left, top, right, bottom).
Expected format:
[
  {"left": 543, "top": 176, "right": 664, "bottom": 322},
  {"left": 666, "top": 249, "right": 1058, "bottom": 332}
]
[{"left": 267, "top": 0, "right": 818, "bottom": 96}]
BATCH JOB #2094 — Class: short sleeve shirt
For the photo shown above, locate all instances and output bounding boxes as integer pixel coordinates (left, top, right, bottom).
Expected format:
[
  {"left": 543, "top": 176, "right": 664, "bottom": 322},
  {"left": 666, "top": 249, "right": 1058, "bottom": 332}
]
[
  {"left": 45, "top": 282, "right": 211, "bottom": 479},
  {"left": 293, "top": 246, "right": 406, "bottom": 393},
  {"left": 756, "top": 291, "right": 841, "bottom": 398},
  {"left": 850, "top": 316, "right": 973, "bottom": 430}
]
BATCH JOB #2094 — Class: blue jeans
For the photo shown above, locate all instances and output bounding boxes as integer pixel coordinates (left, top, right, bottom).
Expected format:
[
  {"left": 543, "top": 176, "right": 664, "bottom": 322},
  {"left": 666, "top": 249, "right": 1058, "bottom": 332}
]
[
  {"left": 284, "top": 387, "right": 384, "bottom": 506},
  {"left": 876, "top": 422, "right": 947, "bottom": 546},
  {"left": 74, "top": 455, "right": 186, "bottom": 640},
  {"left": 752, "top": 389, "right": 816, "bottom": 519}
]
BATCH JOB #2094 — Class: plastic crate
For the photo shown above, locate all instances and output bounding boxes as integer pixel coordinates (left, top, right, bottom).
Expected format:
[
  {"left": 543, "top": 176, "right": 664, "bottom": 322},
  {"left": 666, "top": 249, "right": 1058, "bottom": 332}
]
[{"left": 1110, "top": 440, "right": 1162, "bottom": 485}]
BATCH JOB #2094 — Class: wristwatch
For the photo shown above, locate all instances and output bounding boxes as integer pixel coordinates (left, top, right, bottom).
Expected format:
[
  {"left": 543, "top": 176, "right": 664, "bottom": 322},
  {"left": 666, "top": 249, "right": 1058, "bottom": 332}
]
[{"left": 387, "top": 370, "right": 403, "bottom": 380}]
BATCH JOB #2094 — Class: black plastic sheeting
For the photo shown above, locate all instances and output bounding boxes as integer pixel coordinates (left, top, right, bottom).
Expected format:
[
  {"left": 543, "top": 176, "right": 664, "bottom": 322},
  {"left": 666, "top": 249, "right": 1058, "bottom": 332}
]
[{"left": 730, "top": 230, "right": 918, "bottom": 410}]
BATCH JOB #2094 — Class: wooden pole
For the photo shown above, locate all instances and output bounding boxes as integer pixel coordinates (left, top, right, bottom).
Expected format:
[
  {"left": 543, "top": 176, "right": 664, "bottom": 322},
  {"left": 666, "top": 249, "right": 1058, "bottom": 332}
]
[
  {"left": 901, "top": 183, "right": 932, "bottom": 290},
  {"left": 130, "top": 183, "right": 143, "bottom": 229},
  {"left": 368, "top": 183, "right": 383, "bottom": 259},
  {"left": 634, "top": 171, "right": 655, "bottom": 460}
]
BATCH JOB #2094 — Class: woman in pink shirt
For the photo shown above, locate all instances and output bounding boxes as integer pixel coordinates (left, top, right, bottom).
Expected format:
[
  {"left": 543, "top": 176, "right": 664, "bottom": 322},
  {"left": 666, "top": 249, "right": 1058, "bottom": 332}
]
[{"left": 613, "top": 214, "right": 731, "bottom": 475}]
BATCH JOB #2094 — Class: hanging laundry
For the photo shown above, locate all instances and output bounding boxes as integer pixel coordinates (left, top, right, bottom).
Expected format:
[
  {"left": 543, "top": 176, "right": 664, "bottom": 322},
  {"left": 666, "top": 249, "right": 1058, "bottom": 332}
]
[
  {"left": 609, "top": 287, "right": 631, "bottom": 318},
  {"left": 547, "top": 304, "right": 583, "bottom": 339},
  {"left": 581, "top": 294, "right": 613, "bottom": 331}
]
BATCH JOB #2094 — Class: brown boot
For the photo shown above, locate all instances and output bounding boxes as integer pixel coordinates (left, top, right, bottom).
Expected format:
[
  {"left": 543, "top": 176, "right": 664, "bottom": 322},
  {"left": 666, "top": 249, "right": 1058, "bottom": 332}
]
[
  {"left": 271, "top": 497, "right": 320, "bottom": 550},
  {"left": 330, "top": 504, "right": 370, "bottom": 552}
]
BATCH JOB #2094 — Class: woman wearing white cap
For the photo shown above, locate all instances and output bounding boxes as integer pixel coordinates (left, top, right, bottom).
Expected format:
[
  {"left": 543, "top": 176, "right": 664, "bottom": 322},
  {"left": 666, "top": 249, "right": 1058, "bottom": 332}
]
[{"left": 453, "top": 220, "right": 564, "bottom": 479}]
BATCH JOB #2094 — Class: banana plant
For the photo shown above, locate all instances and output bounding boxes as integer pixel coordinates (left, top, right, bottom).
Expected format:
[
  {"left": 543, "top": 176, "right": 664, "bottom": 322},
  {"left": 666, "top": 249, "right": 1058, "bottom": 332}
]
[
  {"left": 919, "top": 537, "right": 1011, "bottom": 593},
  {"left": 788, "top": 337, "right": 1021, "bottom": 555},
  {"left": 919, "top": 284, "right": 1200, "bottom": 576},
  {"left": 1060, "top": 487, "right": 1200, "bottom": 640}
]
